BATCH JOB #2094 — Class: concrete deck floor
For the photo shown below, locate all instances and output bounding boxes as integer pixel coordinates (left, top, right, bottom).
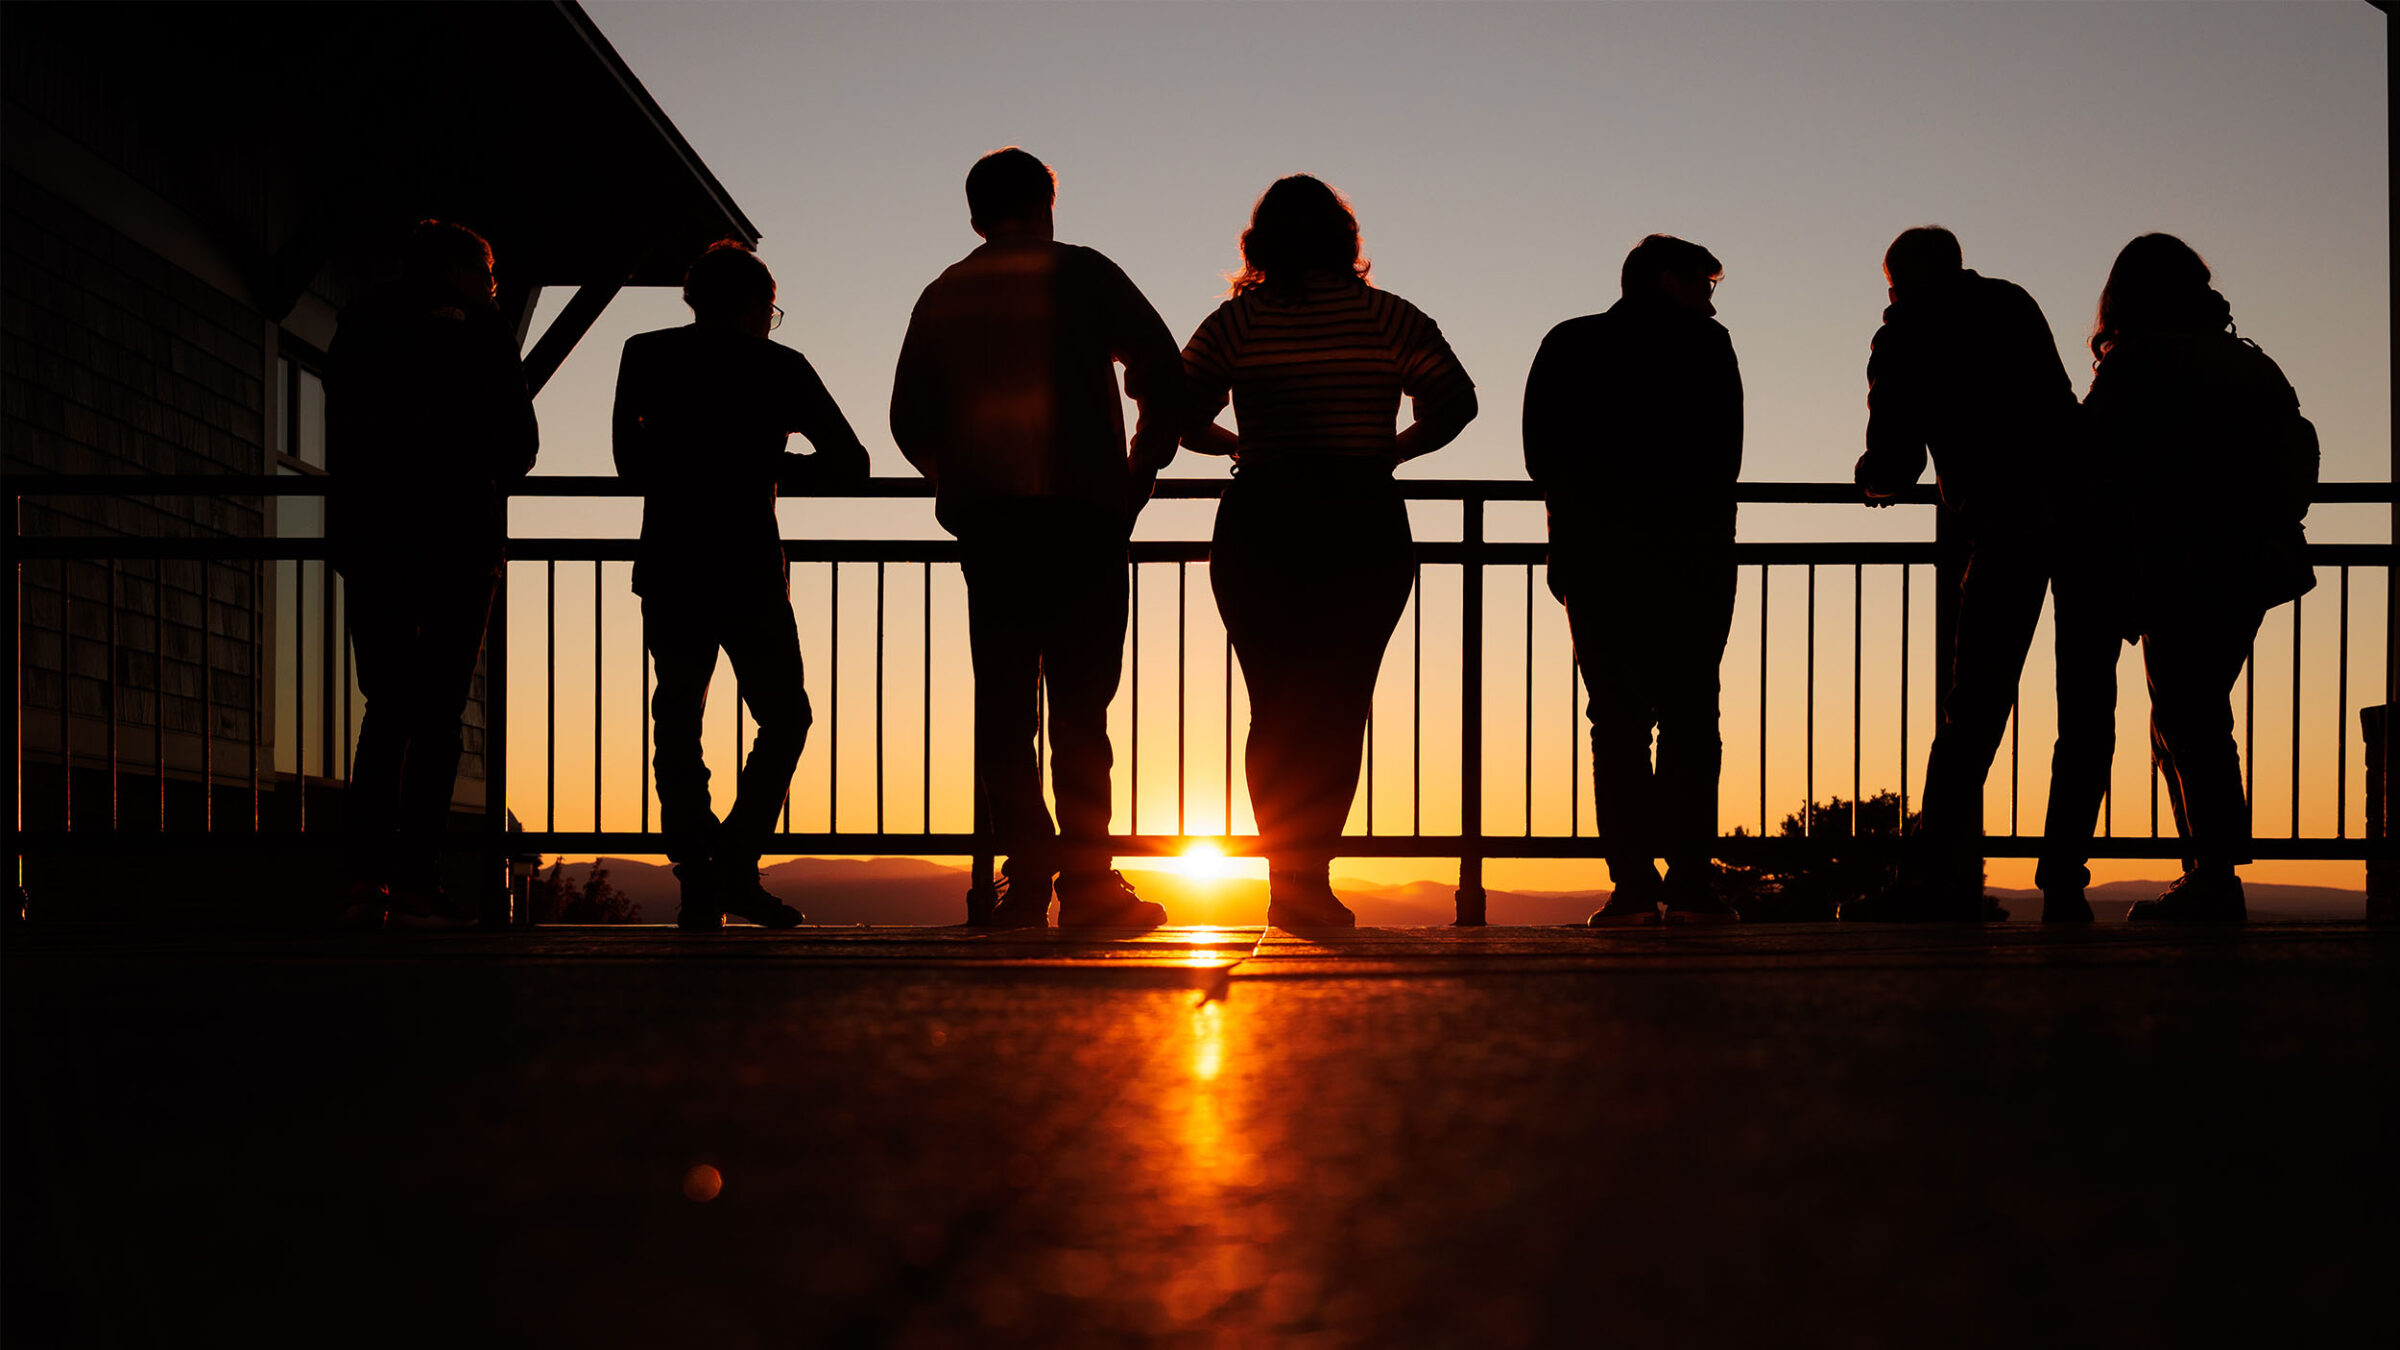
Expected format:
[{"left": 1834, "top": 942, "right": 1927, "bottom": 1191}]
[{"left": 5, "top": 920, "right": 2395, "bottom": 1348}]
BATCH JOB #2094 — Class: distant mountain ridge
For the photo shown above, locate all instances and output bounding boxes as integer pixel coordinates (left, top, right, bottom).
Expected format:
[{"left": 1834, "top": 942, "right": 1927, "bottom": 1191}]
[{"left": 543, "top": 857, "right": 2367, "bottom": 925}]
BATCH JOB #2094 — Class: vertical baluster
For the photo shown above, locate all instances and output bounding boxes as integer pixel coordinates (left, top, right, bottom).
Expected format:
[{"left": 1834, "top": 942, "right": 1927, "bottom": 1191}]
[
  {"left": 1805, "top": 564, "right": 1815, "bottom": 835},
  {"left": 2337, "top": 567, "right": 2350, "bottom": 838},
  {"left": 875, "top": 561, "right": 886, "bottom": 836},
  {"left": 1568, "top": 627, "right": 1579, "bottom": 838},
  {"left": 2291, "top": 586, "right": 2303, "bottom": 838},
  {"left": 202, "top": 561, "right": 213, "bottom": 832},
  {"left": 546, "top": 560, "right": 555, "bottom": 832},
  {"left": 923, "top": 561, "right": 933, "bottom": 835},
  {"left": 1524, "top": 564, "right": 1534, "bottom": 837},
  {"left": 1224, "top": 598, "right": 1233, "bottom": 837},
  {"left": 1177, "top": 560, "right": 1187, "bottom": 839},
  {"left": 1851, "top": 563, "right": 1861, "bottom": 837},
  {"left": 594, "top": 561, "right": 604, "bottom": 835},
  {"left": 1759, "top": 564, "right": 1769, "bottom": 835},
  {"left": 1129, "top": 559, "right": 1139, "bottom": 833},
  {"left": 249, "top": 558, "right": 261, "bottom": 830},
  {"left": 1413, "top": 562, "right": 1423, "bottom": 835},
  {"left": 641, "top": 608, "right": 650, "bottom": 834},
  {"left": 2244, "top": 639, "right": 2255, "bottom": 833},
  {"left": 828, "top": 560, "right": 839, "bottom": 833},
  {"left": 156, "top": 558, "right": 170, "bottom": 829},
  {"left": 59, "top": 561, "right": 71, "bottom": 833},
  {"left": 1899, "top": 564, "right": 1909, "bottom": 822},
  {"left": 1457, "top": 498, "right": 1487, "bottom": 922},
  {"left": 107, "top": 558, "right": 117, "bottom": 830}
]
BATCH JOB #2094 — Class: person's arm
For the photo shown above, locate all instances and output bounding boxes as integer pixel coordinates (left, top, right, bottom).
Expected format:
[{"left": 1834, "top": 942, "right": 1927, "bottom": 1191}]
[
  {"left": 1708, "top": 326, "right": 1744, "bottom": 489},
  {"left": 777, "top": 351, "right": 872, "bottom": 493},
  {"left": 610, "top": 338, "right": 655, "bottom": 487},
  {"left": 888, "top": 294, "right": 942, "bottom": 481},
  {"left": 1520, "top": 325, "right": 1572, "bottom": 490},
  {"left": 1179, "top": 307, "right": 1238, "bottom": 456},
  {"left": 1092, "top": 252, "right": 1183, "bottom": 478},
  {"left": 488, "top": 321, "right": 538, "bottom": 479},
  {"left": 1857, "top": 318, "right": 1926, "bottom": 506},
  {"left": 1395, "top": 307, "right": 1477, "bottom": 463}
]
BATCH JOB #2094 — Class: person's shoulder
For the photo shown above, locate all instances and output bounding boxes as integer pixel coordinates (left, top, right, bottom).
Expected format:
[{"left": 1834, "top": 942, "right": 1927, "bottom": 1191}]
[{"left": 1538, "top": 311, "right": 1612, "bottom": 348}]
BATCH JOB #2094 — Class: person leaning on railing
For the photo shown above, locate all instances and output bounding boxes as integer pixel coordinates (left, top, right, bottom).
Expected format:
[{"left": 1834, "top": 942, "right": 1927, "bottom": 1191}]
[
  {"left": 1522, "top": 234, "right": 1743, "bottom": 928},
  {"left": 612, "top": 239, "right": 871, "bottom": 930},
  {"left": 2081, "top": 233, "right": 2320, "bottom": 923},
  {"left": 1179, "top": 174, "right": 1478, "bottom": 930},
  {"left": 327, "top": 219, "right": 538, "bottom": 931},
  {"left": 1844, "top": 226, "right": 2101, "bottom": 925}
]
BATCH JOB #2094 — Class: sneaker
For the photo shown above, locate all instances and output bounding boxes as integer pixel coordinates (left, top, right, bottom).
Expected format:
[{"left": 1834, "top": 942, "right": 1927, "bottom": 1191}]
[
  {"left": 2127, "top": 868, "right": 2246, "bottom": 923},
  {"left": 974, "top": 870, "right": 1053, "bottom": 929},
  {"left": 2040, "top": 889, "right": 2095, "bottom": 924},
  {"left": 1264, "top": 872, "right": 1356, "bottom": 930},
  {"left": 1588, "top": 870, "right": 1662, "bottom": 927},
  {"left": 335, "top": 880, "right": 388, "bottom": 932},
  {"left": 1054, "top": 869, "right": 1167, "bottom": 928},
  {"left": 1661, "top": 868, "right": 1739, "bottom": 925},
  {"left": 714, "top": 867, "right": 805, "bottom": 929},
  {"left": 387, "top": 882, "right": 474, "bottom": 930},
  {"left": 673, "top": 863, "right": 721, "bottom": 930}
]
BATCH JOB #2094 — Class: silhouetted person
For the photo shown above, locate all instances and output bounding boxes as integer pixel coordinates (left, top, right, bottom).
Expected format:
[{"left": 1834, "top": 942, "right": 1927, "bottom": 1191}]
[
  {"left": 329, "top": 220, "right": 537, "bottom": 928},
  {"left": 615, "top": 240, "right": 869, "bottom": 929},
  {"left": 1846, "top": 226, "right": 2103, "bottom": 923},
  {"left": 891, "top": 148, "right": 1180, "bottom": 928},
  {"left": 2084, "top": 234, "right": 2317, "bottom": 922},
  {"left": 1182, "top": 175, "right": 1478, "bottom": 929},
  {"left": 1524, "top": 235, "right": 1741, "bottom": 926}
]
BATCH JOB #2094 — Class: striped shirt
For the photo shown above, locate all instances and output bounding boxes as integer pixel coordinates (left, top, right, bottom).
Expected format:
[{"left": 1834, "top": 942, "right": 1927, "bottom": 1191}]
[{"left": 1183, "top": 273, "right": 1475, "bottom": 462}]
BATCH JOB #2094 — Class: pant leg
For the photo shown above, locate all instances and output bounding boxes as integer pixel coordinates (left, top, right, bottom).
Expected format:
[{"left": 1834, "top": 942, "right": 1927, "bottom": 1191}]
[
  {"left": 388, "top": 570, "right": 498, "bottom": 886},
  {"left": 715, "top": 591, "right": 811, "bottom": 870},
  {"left": 2037, "top": 574, "right": 2122, "bottom": 890},
  {"left": 342, "top": 574, "right": 414, "bottom": 884},
  {"left": 1035, "top": 525, "right": 1129, "bottom": 876},
  {"left": 1212, "top": 485, "right": 1410, "bottom": 873},
  {"left": 2143, "top": 609, "right": 2262, "bottom": 869},
  {"left": 1563, "top": 580, "right": 1661, "bottom": 883},
  {"left": 1916, "top": 537, "right": 2050, "bottom": 854},
  {"left": 643, "top": 592, "right": 724, "bottom": 870},
  {"left": 961, "top": 541, "right": 1057, "bottom": 876},
  {"left": 1651, "top": 550, "right": 1738, "bottom": 876}
]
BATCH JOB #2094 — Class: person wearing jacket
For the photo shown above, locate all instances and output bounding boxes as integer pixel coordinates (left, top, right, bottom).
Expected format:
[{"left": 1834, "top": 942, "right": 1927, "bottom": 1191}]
[
  {"left": 1845, "top": 226, "right": 2111, "bottom": 924},
  {"left": 1523, "top": 235, "right": 1742, "bottom": 925},
  {"left": 329, "top": 219, "right": 538, "bottom": 929},
  {"left": 614, "top": 240, "right": 871, "bottom": 929},
  {"left": 891, "top": 147, "right": 1183, "bottom": 929},
  {"left": 2082, "top": 233, "right": 2317, "bottom": 922},
  {"left": 1181, "top": 174, "right": 1477, "bottom": 929}
]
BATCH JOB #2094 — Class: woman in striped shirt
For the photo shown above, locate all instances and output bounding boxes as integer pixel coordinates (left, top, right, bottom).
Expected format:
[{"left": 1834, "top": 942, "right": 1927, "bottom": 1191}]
[{"left": 1182, "top": 175, "right": 1478, "bottom": 928}]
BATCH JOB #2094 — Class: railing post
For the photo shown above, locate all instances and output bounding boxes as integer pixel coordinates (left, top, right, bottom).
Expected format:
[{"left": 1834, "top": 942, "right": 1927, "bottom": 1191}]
[
  {"left": 7, "top": 492, "right": 21, "bottom": 923},
  {"left": 2368, "top": 705, "right": 2392, "bottom": 921},
  {"left": 1456, "top": 491, "right": 1487, "bottom": 925}
]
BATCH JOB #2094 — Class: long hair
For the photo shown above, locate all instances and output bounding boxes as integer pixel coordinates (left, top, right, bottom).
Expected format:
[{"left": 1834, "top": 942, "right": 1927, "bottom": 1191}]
[
  {"left": 2091, "top": 233, "right": 2234, "bottom": 364},
  {"left": 1228, "top": 175, "right": 1370, "bottom": 298}
]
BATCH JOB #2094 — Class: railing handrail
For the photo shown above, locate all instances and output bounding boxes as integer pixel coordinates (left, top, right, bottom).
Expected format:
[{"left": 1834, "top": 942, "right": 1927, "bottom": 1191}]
[{"left": 7, "top": 473, "right": 2398, "bottom": 506}]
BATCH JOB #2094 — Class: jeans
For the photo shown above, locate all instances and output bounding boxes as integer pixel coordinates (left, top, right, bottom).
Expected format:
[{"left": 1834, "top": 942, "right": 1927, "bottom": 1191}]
[
  {"left": 344, "top": 565, "right": 499, "bottom": 887},
  {"left": 644, "top": 581, "right": 812, "bottom": 872},
  {"left": 1210, "top": 470, "right": 1413, "bottom": 874},
  {"left": 2144, "top": 607, "right": 2264, "bottom": 870},
  {"left": 960, "top": 504, "right": 1129, "bottom": 878},
  {"left": 1558, "top": 541, "right": 1736, "bottom": 883}
]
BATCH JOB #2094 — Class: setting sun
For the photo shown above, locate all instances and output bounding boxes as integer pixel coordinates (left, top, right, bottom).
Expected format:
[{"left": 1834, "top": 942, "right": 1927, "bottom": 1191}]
[{"left": 1163, "top": 841, "right": 1233, "bottom": 881}]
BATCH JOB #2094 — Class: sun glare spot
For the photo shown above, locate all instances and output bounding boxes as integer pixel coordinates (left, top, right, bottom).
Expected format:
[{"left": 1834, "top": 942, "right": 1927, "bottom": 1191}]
[{"left": 1176, "top": 840, "right": 1231, "bottom": 880}]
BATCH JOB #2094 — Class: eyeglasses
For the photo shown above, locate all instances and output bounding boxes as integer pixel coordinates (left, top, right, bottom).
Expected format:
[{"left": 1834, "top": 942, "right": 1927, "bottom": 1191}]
[
  {"left": 1704, "top": 278, "right": 1719, "bottom": 295},
  {"left": 768, "top": 304, "right": 785, "bottom": 331}
]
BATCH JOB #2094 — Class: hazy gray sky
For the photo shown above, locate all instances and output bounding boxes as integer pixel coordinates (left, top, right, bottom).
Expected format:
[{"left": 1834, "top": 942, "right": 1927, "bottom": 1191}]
[{"left": 534, "top": 0, "right": 2388, "bottom": 520}]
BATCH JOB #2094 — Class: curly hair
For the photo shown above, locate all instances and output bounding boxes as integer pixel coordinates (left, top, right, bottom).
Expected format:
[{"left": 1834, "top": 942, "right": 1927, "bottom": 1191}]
[
  {"left": 1227, "top": 175, "right": 1371, "bottom": 298},
  {"left": 682, "top": 238, "right": 774, "bottom": 316}
]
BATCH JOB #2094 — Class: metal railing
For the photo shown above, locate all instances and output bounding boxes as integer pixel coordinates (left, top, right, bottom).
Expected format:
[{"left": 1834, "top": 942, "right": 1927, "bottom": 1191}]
[{"left": 9, "top": 474, "right": 2394, "bottom": 923}]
